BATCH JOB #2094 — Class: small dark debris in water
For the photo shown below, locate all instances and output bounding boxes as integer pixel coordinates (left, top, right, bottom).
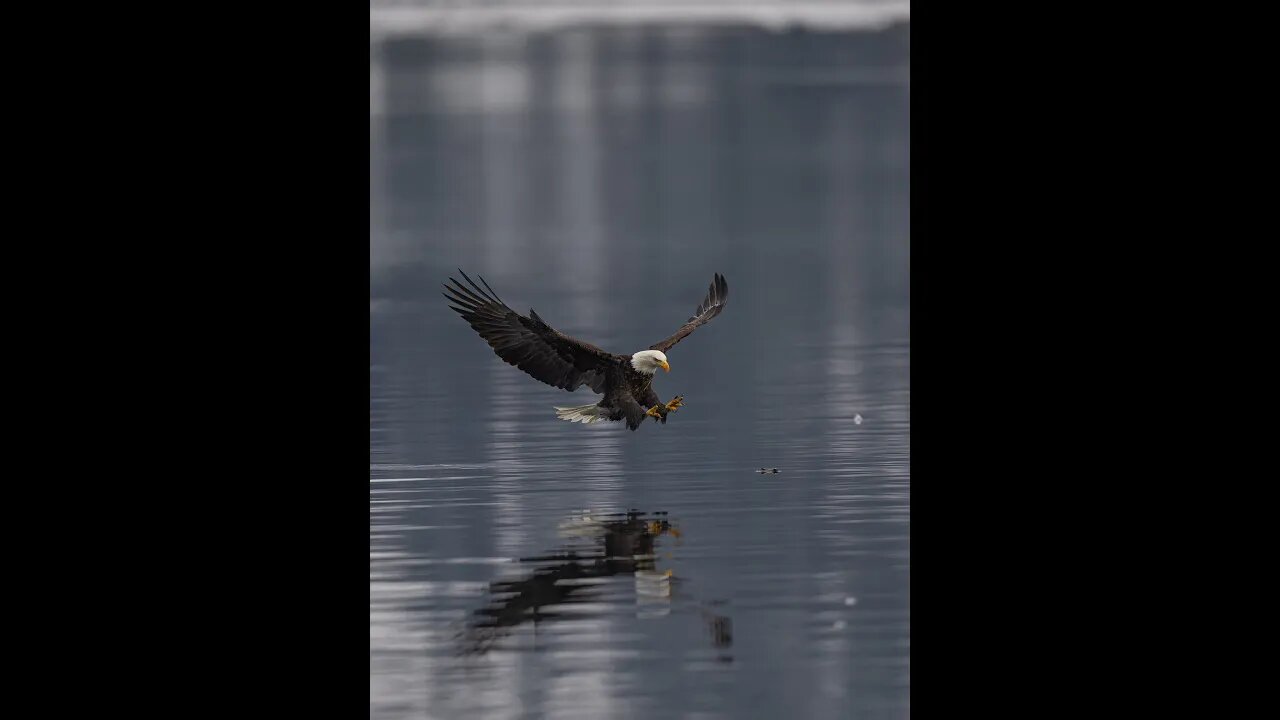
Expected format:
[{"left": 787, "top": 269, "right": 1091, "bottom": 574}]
[
  {"left": 756, "top": 468, "right": 780, "bottom": 474},
  {"left": 706, "top": 613, "right": 733, "bottom": 647}
]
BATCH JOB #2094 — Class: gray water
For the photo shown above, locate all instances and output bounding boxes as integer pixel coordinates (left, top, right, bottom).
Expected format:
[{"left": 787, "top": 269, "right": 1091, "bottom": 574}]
[{"left": 371, "top": 22, "right": 909, "bottom": 719}]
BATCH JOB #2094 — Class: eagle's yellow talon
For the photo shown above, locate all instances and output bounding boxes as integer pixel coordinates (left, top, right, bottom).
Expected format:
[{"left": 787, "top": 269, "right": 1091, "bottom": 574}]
[
  {"left": 665, "top": 395, "right": 684, "bottom": 412},
  {"left": 646, "top": 405, "right": 663, "bottom": 418}
]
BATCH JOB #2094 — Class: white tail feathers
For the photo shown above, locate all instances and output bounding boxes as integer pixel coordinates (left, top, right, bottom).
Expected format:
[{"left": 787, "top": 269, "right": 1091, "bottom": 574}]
[{"left": 555, "top": 403, "right": 604, "bottom": 424}]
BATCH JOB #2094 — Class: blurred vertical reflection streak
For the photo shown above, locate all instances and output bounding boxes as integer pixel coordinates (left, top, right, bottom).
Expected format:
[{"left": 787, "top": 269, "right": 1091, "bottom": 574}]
[
  {"left": 550, "top": 31, "right": 607, "bottom": 331},
  {"left": 478, "top": 33, "right": 532, "bottom": 280}
]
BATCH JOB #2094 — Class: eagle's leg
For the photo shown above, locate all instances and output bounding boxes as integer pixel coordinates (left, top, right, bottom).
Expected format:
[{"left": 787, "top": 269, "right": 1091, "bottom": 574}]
[{"left": 646, "top": 396, "right": 683, "bottom": 424}]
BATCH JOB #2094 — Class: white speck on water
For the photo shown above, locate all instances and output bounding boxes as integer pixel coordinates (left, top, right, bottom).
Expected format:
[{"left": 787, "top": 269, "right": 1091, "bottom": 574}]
[
  {"left": 844, "top": 596, "right": 857, "bottom": 606},
  {"left": 854, "top": 414, "right": 863, "bottom": 424},
  {"left": 833, "top": 620, "right": 847, "bottom": 630}
]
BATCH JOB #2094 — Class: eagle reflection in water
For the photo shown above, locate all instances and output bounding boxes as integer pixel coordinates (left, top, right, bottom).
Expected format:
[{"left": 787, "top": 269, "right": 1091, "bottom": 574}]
[{"left": 457, "top": 511, "right": 731, "bottom": 659}]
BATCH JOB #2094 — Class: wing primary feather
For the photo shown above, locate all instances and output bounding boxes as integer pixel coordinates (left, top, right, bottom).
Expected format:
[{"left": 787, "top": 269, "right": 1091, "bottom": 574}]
[
  {"left": 477, "top": 275, "right": 505, "bottom": 304},
  {"left": 458, "top": 270, "right": 501, "bottom": 305},
  {"left": 442, "top": 286, "right": 476, "bottom": 306},
  {"left": 442, "top": 282, "right": 471, "bottom": 305},
  {"left": 446, "top": 278, "right": 488, "bottom": 306}
]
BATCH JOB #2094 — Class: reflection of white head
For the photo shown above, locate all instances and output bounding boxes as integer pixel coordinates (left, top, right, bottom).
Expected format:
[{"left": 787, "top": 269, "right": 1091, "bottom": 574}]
[{"left": 630, "top": 350, "right": 670, "bottom": 375}]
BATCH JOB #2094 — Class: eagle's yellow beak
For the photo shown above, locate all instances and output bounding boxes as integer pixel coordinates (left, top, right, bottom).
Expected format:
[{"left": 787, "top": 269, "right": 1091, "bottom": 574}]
[{"left": 660, "top": 360, "right": 670, "bottom": 372}]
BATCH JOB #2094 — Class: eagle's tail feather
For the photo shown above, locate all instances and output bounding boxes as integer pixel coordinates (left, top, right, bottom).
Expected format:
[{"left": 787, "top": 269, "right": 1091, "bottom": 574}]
[{"left": 554, "top": 403, "right": 604, "bottom": 424}]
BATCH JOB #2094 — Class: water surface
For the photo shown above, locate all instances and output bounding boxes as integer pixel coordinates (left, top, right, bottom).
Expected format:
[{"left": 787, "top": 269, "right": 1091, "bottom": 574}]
[{"left": 371, "top": 21, "right": 909, "bottom": 719}]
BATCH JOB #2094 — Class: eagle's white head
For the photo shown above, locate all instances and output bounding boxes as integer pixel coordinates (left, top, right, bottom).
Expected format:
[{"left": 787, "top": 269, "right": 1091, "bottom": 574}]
[{"left": 630, "top": 349, "right": 670, "bottom": 375}]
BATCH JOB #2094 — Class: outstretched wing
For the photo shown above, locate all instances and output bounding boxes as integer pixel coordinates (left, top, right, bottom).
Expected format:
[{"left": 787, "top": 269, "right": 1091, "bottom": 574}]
[
  {"left": 649, "top": 273, "right": 729, "bottom": 353},
  {"left": 444, "top": 270, "right": 619, "bottom": 393}
]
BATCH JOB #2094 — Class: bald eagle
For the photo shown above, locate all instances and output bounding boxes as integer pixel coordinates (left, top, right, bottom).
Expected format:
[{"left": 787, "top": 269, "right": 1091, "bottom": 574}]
[{"left": 443, "top": 271, "right": 728, "bottom": 430}]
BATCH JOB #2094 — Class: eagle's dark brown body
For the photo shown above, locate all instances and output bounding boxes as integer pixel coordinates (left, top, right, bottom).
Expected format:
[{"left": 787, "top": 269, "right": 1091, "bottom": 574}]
[
  {"left": 599, "top": 365, "right": 661, "bottom": 428},
  {"left": 443, "top": 271, "right": 727, "bottom": 431}
]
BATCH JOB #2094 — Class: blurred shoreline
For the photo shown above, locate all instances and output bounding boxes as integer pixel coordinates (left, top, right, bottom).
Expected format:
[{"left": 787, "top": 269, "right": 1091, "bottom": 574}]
[{"left": 371, "top": 1, "right": 911, "bottom": 38}]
